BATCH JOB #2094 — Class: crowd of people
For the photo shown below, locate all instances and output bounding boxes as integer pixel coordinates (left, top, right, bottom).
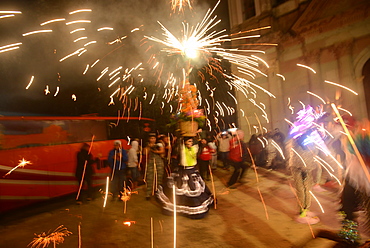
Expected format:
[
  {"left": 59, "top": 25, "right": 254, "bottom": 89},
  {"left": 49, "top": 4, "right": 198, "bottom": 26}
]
[{"left": 74, "top": 114, "right": 370, "bottom": 244}]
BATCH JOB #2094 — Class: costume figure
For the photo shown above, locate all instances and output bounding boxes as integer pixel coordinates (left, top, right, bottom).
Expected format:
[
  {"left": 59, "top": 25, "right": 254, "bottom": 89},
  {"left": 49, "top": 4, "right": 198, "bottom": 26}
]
[
  {"left": 156, "top": 137, "right": 214, "bottom": 219},
  {"left": 287, "top": 105, "right": 330, "bottom": 225}
]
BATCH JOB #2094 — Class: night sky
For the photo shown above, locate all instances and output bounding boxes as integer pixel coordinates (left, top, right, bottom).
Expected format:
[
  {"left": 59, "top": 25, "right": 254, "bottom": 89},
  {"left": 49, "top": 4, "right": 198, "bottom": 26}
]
[{"left": 0, "top": 0, "right": 231, "bottom": 120}]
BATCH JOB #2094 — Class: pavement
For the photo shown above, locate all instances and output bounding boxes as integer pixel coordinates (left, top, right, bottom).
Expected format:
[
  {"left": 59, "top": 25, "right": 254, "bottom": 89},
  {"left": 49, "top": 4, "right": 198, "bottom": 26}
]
[{"left": 1, "top": 165, "right": 369, "bottom": 248}]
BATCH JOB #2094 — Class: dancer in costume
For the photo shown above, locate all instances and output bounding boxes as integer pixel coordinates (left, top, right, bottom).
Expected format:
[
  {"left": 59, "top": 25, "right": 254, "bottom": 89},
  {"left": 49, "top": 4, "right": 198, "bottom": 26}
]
[
  {"left": 287, "top": 105, "right": 330, "bottom": 225},
  {"left": 156, "top": 136, "right": 214, "bottom": 219}
]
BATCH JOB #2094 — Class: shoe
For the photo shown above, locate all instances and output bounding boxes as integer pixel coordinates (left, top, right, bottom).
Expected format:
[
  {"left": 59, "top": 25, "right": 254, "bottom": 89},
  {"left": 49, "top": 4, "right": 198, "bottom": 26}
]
[
  {"left": 227, "top": 185, "right": 237, "bottom": 189},
  {"left": 76, "top": 201, "right": 82, "bottom": 205},
  {"left": 86, "top": 198, "right": 92, "bottom": 201},
  {"left": 238, "top": 178, "right": 248, "bottom": 184}
]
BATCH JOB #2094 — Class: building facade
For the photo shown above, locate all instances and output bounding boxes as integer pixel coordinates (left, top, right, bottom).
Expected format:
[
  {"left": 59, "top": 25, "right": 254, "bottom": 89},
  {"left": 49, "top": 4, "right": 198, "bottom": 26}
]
[{"left": 228, "top": 0, "right": 370, "bottom": 137}]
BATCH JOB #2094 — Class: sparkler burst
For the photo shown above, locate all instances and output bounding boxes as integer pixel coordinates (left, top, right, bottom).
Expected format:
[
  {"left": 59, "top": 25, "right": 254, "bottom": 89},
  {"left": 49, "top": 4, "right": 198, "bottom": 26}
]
[
  {"left": 3, "top": 158, "right": 32, "bottom": 178},
  {"left": 28, "top": 225, "right": 72, "bottom": 248},
  {"left": 171, "top": 0, "right": 193, "bottom": 12}
]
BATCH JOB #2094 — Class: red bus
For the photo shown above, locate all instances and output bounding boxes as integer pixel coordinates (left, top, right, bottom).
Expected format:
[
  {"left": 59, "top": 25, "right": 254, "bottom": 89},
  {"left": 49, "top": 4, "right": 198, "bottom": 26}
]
[{"left": 0, "top": 116, "right": 155, "bottom": 213}]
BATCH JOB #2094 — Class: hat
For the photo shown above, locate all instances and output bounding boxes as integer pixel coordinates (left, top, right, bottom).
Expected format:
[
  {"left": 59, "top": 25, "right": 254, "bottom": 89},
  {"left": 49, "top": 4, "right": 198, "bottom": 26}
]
[{"left": 114, "top": 140, "right": 122, "bottom": 145}]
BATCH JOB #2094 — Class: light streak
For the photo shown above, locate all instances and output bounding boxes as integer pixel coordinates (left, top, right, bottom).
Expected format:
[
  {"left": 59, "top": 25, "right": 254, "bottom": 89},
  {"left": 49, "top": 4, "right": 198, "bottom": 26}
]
[
  {"left": 44, "top": 85, "right": 50, "bottom": 95},
  {"left": 83, "top": 65, "right": 89, "bottom": 75},
  {"left": 251, "top": 55, "right": 269, "bottom": 68},
  {"left": 70, "top": 28, "right": 85, "bottom": 34},
  {"left": 26, "top": 76, "right": 34, "bottom": 89},
  {"left": 91, "top": 59, "right": 100, "bottom": 67},
  {"left": 337, "top": 107, "right": 353, "bottom": 116},
  {"left": 324, "top": 80, "right": 358, "bottom": 95},
  {"left": 109, "top": 66, "right": 123, "bottom": 76},
  {"left": 150, "top": 217, "right": 154, "bottom": 248},
  {"left": 69, "top": 9, "right": 92, "bottom": 15},
  {"left": 97, "top": 27, "right": 114, "bottom": 31},
  {"left": 97, "top": 67, "right": 109, "bottom": 81},
  {"left": 109, "top": 72, "right": 121, "bottom": 81},
  {"left": 54, "top": 86, "right": 60, "bottom": 97},
  {"left": 230, "top": 26, "right": 271, "bottom": 36},
  {"left": 291, "top": 148, "right": 307, "bottom": 167},
  {"left": 108, "top": 77, "right": 121, "bottom": 88},
  {"left": 103, "top": 176, "right": 109, "bottom": 208},
  {"left": 0, "top": 14, "right": 15, "bottom": 19},
  {"left": 73, "top": 36, "right": 87, "bottom": 42},
  {"left": 40, "top": 18, "right": 65, "bottom": 26},
  {"left": 66, "top": 20, "right": 91, "bottom": 25},
  {"left": 3, "top": 158, "right": 32, "bottom": 177},
  {"left": 149, "top": 94, "right": 155, "bottom": 104},
  {"left": 307, "top": 91, "right": 326, "bottom": 104},
  {"left": 22, "top": 30, "right": 52, "bottom": 36},
  {"left": 78, "top": 49, "right": 87, "bottom": 57},
  {"left": 109, "top": 88, "right": 120, "bottom": 99},
  {"left": 297, "top": 63, "right": 316, "bottom": 74},
  {"left": 276, "top": 73, "right": 285, "bottom": 81},
  {"left": 59, "top": 48, "right": 85, "bottom": 62},
  {"left": 0, "top": 46, "right": 19, "bottom": 53},
  {"left": 173, "top": 184, "right": 177, "bottom": 248},
  {"left": 309, "top": 191, "right": 325, "bottom": 213},
  {"left": 0, "top": 11, "right": 22, "bottom": 14},
  {"left": 84, "top": 41, "right": 97, "bottom": 47},
  {"left": 78, "top": 223, "right": 81, "bottom": 248},
  {"left": 271, "top": 140, "right": 285, "bottom": 159}
]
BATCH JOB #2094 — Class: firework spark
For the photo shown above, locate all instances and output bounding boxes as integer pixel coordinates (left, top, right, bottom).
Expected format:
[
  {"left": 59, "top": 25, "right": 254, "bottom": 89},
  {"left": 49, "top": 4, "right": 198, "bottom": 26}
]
[
  {"left": 28, "top": 225, "right": 72, "bottom": 248},
  {"left": 171, "top": 0, "right": 192, "bottom": 12},
  {"left": 3, "top": 158, "right": 32, "bottom": 178}
]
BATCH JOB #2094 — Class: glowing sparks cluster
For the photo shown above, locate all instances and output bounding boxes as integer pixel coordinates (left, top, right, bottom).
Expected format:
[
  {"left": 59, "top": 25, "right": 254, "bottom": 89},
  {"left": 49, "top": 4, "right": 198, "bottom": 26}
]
[
  {"left": 28, "top": 225, "right": 72, "bottom": 248},
  {"left": 171, "top": 0, "right": 193, "bottom": 12},
  {"left": 3, "top": 158, "right": 32, "bottom": 178}
]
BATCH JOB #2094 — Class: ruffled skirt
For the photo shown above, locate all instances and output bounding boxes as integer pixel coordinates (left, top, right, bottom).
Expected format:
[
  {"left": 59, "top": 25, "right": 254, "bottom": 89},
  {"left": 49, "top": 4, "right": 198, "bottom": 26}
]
[{"left": 156, "top": 166, "right": 214, "bottom": 219}]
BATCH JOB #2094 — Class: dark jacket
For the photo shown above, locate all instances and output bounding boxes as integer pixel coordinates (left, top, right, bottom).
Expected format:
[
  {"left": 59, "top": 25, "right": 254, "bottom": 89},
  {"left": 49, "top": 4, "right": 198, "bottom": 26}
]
[{"left": 76, "top": 149, "right": 96, "bottom": 180}]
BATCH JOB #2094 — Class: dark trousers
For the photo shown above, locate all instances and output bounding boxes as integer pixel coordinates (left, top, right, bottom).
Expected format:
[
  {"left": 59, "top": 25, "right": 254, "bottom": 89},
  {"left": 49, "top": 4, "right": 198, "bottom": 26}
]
[
  {"left": 227, "top": 161, "right": 248, "bottom": 186},
  {"left": 111, "top": 169, "right": 127, "bottom": 197},
  {"left": 219, "top": 151, "right": 230, "bottom": 168},
  {"left": 198, "top": 159, "right": 210, "bottom": 180}
]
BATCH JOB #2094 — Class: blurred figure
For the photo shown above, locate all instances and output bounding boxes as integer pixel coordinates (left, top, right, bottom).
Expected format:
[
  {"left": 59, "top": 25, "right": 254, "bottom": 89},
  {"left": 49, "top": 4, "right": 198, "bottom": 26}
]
[
  {"left": 208, "top": 137, "right": 218, "bottom": 170},
  {"left": 197, "top": 138, "right": 214, "bottom": 181},
  {"left": 217, "top": 131, "right": 231, "bottom": 170},
  {"left": 75, "top": 143, "right": 99, "bottom": 204},
  {"left": 108, "top": 140, "right": 128, "bottom": 201},
  {"left": 144, "top": 133, "right": 165, "bottom": 200},
  {"left": 127, "top": 140, "right": 140, "bottom": 190},
  {"left": 227, "top": 129, "right": 249, "bottom": 188}
]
